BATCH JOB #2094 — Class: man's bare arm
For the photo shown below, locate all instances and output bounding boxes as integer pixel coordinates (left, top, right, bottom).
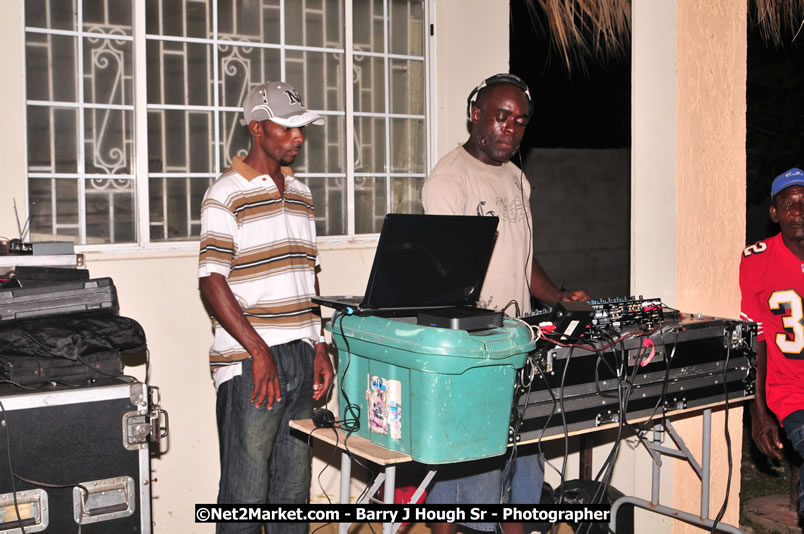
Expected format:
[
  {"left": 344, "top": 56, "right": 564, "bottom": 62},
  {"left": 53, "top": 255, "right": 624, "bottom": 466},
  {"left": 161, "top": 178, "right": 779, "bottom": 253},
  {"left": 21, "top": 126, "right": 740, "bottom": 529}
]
[
  {"left": 312, "top": 272, "right": 334, "bottom": 400},
  {"left": 529, "top": 259, "right": 589, "bottom": 306},
  {"left": 199, "top": 273, "right": 280, "bottom": 409},
  {"left": 750, "top": 340, "right": 783, "bottom": 459}
]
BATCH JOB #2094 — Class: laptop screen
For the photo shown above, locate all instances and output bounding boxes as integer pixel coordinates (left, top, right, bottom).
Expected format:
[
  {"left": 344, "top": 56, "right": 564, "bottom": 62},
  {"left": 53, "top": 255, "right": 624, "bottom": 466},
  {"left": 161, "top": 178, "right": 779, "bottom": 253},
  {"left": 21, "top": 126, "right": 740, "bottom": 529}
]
[{"left": 361, "top": 213, "right": 499, "bottom": 310}]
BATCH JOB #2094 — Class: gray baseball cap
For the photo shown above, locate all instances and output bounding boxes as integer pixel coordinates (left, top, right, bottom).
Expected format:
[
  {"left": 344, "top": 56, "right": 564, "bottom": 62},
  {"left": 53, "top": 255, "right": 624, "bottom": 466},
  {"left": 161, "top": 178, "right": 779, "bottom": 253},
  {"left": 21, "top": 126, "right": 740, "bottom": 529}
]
[{"left": 240, "top": 81, "right": 324, "bottom": 128}]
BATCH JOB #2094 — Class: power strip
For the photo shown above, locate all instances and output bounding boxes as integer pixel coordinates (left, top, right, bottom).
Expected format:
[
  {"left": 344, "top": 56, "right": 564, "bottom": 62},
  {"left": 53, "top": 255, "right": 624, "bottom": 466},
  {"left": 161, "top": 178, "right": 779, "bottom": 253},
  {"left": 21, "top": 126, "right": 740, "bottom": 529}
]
[{"left": 9, "top": 239, "right": 33, "bottom": 255}]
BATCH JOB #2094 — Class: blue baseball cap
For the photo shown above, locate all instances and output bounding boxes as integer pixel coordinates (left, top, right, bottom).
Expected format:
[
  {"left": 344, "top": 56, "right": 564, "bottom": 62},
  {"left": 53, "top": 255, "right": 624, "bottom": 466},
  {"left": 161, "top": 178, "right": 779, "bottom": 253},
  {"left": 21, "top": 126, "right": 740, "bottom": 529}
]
[{"left": 771, "top": 167, "right": 804, "bottom": 200}]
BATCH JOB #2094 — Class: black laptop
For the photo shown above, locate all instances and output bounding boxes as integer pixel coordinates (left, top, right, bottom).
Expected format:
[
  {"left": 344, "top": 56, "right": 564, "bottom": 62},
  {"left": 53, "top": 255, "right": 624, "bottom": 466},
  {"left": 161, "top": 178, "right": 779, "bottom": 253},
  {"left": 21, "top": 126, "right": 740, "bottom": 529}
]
[{"left": 314, "top": 214, "right": 501, "bottom": 325}]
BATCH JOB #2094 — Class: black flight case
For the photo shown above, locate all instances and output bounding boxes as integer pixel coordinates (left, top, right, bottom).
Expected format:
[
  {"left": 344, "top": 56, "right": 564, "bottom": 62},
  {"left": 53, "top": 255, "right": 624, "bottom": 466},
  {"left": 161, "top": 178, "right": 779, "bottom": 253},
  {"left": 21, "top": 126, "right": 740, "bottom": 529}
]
[{"left": 0, "top": 379, "right": 166, "bottom": 533}]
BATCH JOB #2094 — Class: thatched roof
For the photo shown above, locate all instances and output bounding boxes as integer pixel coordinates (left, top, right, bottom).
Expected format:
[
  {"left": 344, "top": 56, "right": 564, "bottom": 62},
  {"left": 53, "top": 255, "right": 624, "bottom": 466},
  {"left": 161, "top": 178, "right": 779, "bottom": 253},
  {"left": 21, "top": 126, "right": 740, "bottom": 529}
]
[
  {"left": 523, "top": 0, "right": 804, "bottom": 71},
  {"left": 752, "top": 0, "right": 804, "bottom": 46}
]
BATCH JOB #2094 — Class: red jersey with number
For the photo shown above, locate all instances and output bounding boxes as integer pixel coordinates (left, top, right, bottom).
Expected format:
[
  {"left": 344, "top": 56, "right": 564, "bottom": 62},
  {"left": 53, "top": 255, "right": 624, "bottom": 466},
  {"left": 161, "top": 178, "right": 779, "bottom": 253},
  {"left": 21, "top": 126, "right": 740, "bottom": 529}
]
[{"left": 740, "top": 233, "right": 804, "bottom": 423}]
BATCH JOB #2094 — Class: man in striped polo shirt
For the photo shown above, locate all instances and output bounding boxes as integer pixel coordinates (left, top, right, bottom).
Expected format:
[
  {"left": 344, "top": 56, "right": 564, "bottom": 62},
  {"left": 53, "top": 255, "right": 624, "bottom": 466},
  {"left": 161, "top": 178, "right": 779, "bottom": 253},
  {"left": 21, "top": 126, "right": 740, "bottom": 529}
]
[{"left": 199, "top": 81, "right": 334, "bottom": 534}]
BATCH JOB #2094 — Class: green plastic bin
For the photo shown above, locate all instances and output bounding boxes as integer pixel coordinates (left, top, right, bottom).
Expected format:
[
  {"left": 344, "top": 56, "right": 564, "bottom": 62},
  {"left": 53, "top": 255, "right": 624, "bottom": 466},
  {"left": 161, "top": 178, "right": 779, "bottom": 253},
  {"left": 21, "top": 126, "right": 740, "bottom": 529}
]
[{"left": 328, "top": 314, "right": 534, "bottom": 464}]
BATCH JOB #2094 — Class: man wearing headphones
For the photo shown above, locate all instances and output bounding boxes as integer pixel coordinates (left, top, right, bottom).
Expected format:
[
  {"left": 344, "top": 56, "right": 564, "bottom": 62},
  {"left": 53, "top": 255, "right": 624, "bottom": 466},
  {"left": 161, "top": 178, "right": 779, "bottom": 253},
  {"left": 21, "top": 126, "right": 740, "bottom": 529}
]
[{"left": 422, "top": 74, "right": 588, "bottom": 533}]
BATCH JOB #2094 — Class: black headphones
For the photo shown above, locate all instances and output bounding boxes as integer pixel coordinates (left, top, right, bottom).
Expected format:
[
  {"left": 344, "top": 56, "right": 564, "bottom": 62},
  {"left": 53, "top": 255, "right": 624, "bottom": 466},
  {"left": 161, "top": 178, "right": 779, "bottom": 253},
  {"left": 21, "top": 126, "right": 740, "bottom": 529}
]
[{"left": 466, "top": 73, "right": 533, "bottom": 121}]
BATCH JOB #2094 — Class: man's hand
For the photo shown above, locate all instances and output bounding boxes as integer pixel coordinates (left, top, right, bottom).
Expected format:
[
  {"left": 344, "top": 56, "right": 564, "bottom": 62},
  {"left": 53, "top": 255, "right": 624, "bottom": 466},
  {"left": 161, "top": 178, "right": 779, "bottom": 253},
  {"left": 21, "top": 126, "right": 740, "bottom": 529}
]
[
  {"left": 199, "top": 274, "right": 282, "bottom": 409},
  {"left": 529, "top": 259, "right": 590, "bottom": 306},
  {"left": 560, "top": 289, "right": 590, "bottom": 302},
  {"left": 250, "top": 348, "right": 281, "bottom": 410},
  {"left": 312, "top": 342, "right": 335, "bottom": 401},
  {"left": 750, "top": 401, "right": 783, "bottom": 459}
]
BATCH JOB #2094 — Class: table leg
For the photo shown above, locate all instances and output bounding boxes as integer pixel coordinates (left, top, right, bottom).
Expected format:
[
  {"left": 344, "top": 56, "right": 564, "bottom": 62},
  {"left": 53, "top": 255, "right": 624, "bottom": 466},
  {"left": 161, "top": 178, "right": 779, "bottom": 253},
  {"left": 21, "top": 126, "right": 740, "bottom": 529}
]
[
  {"left": 383, "top": 466, "right": 396, "bottom": 534},
  {"left": 339, "top": 451, "right": 352, "bottom": 534}
]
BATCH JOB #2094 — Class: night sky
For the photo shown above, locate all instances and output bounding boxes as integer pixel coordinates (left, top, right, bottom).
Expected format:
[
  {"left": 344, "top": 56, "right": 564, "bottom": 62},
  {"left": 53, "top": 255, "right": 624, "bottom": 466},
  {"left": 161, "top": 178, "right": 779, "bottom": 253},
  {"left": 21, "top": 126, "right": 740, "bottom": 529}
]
[{"left": 508, "top": 1, "right": 631, "bottom": 151}]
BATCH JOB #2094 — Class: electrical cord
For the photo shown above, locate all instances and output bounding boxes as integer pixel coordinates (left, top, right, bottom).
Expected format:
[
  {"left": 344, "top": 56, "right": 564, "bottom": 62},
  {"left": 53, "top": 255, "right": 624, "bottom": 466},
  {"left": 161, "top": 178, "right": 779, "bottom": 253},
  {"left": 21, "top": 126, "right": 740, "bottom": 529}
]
[
  {"left": 527, "top": 319, "right": 650, "bottom": 518},
  {"left": 537, "top": 323, "right": 661, "bottom": 353},
  {"left": 581, "top": 319, "right": 678, "bottom": 533},
  {"left": 529, "top": 358, "right": 564, "bottom": 534},
  {"left": 501, "top": 359, "right": 539, "bottom": 511},
  {"left": 533, "top": 358, "right": 562, "bottom": 480},
  {"left": 527, "top": 303, "right": 737, "bottom": 534},
  {"left": 576, "top": 336, "right": 629, "bottom": 534},
  {"left": 308, "top": 424, "right": 341, "bottom": 534},
  {"left": 574, "top": 327, "right": 652, "bottom": 534},
  {"left": 335, "top": 309, "right": 361, "bottom": 434},
  {"left": 502, "top": 299, "right": 521, "bottom": 318},
  {"left": 0, "top": 380, "right": 47, "bottom": 391},
  {"left": 709, "top": 326, "right": 734, "bottom": 534},
  {"left": 631, "top": 326, "right": 679, "bottom": 435},
  {"left": 327, "top": 308, "right": 378, "bottom": 531},
  {"left": 555, "top": 346, "right": 574, "bottom": 505},
  {"left": 75, "top": 354, "right": 127, "bottom": 380},
  {"left": 538, "top": 317, "right": 660, "bottom": 510},
  {"left": 517, "top": 152, "right": 535, "bottom": 306},
  {"left": 591, "top": 328, "right": 621, "bottom": 401}
]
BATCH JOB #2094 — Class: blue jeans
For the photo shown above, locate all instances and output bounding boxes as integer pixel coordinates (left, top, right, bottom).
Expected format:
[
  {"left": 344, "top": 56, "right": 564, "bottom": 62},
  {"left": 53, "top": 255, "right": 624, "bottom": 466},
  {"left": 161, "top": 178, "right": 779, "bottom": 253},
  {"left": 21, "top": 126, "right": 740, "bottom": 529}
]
[
  {"left": 216, "top": 340, "right": 314, "bottom": 534},
  {"left": 782, "top": 409, "right": 804, "bottom": 514},
  {"left": 427, "top": 447, "right": 545, "bottom": 532}
]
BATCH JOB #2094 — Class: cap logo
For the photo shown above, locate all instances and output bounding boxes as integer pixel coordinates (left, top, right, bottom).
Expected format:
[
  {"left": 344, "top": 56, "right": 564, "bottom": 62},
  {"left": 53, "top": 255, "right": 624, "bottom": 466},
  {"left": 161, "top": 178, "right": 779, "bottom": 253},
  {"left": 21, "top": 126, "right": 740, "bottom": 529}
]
[
  {"left": 284, "top": 89, "right": 303, "bottom": 107},
  {"left": 770, "top": 167, "right": 804, "bottom": 200}
]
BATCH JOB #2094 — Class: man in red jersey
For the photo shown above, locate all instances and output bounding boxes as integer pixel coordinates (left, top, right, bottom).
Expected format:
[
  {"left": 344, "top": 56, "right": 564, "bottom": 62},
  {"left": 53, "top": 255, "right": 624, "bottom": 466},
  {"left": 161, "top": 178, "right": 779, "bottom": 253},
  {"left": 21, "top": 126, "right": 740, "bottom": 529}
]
[{"left": 741, "top": 166, "right": 804, "bottom": 513}]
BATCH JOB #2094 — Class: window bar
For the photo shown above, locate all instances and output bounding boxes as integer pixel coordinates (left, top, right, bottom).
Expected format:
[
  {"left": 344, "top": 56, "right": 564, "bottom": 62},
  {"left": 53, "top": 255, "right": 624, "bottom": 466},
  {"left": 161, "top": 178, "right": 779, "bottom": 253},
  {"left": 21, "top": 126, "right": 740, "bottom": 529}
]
[
  {"left": 407, "top": 0, "right": 414, "bottom": 200},
  {"left": 345, "top": 0, "right": 355, "bottom": 236},
  {"left": 425, "top": 0, "right": 436, "bottom": 175},
  {"left": 144, "top": 32, "right": 336, "bottom": 54},
  {"left": 134, "top": 0, "right": 151, "bottom": 245},
  {"left": 77, "top": 0, "right": 87, "bottom": 244},
  {"left": 280, "top": 0, "right": 286, "bottom": 81},
  {"left": 181, "top": 1, "right": 192, "bottom": 239},
  {"left": 322, "top": 2, "right": 345, "bottom": 236},
  {"left": 108, "top": 188, "right": 116, "bottom": 242},
  {"left": 27, "top": 100, "right": 133, "bottom": 111},
  {"left": 212, "top": 0, "right": 221, "bottom": 179},
  {"left": 302, "top": 0, "right": 308, "bottom": 122},
  {"left": 318, "top": 1, "right": 327, "bottom": 234},
  {"left": 320, "top": 2, "right": 332, "bottom": 235},
  {"left": 37, "top": 6, "right": 54, "bottom": 235},
  {"left": 383, "top": 0, "right": 392, "bottom": 221},
  {"left": 156, "top": 1, "right": 169, "bottom": 240},
  {"left": 19, "top": 1, "right": 31, "bottom": 240},
  {"left": 43, "top": 3, "right": 58, "bottom": 237},
  {"left": 25, "top": 26, "right": 135, "bottom": 41}
]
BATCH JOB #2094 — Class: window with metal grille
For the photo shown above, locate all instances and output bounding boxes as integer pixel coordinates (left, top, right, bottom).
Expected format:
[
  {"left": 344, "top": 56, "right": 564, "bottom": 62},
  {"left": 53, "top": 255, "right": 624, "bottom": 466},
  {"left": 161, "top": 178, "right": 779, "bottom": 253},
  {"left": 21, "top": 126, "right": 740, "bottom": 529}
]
[{"left": 24, "top": 0, "right": 427, "bottom": 246}]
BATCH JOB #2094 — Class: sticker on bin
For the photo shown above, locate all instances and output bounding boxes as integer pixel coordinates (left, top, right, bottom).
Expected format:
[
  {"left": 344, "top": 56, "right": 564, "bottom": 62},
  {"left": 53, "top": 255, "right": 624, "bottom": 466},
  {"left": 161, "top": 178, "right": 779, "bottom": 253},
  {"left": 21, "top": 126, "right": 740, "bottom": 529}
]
[{"left": 367, "top": 375, "right": 402, "bottom": 439}]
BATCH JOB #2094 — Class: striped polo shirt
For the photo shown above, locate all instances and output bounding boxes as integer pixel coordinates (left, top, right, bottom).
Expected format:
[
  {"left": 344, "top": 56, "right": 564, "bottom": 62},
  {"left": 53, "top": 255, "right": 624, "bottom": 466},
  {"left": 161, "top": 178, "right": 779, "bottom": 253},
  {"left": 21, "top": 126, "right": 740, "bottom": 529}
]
[{"left": 199, "top": 157, "right": 321, "bottom": 381}]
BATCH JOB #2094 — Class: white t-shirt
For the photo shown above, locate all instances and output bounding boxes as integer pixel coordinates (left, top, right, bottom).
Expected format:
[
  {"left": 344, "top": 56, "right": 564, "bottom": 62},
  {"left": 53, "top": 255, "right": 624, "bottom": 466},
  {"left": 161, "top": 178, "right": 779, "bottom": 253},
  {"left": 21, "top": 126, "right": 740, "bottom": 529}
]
[{"left": 422, "top": 146, "right": 534, "bottom": 314}]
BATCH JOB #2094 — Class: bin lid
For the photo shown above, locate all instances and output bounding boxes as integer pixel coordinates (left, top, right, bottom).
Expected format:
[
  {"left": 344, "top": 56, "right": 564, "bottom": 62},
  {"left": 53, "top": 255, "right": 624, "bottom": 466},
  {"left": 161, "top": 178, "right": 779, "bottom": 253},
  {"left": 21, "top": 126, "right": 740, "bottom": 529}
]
[{"left": 328, "top": 315, "right": 534, "bottom": 373}]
